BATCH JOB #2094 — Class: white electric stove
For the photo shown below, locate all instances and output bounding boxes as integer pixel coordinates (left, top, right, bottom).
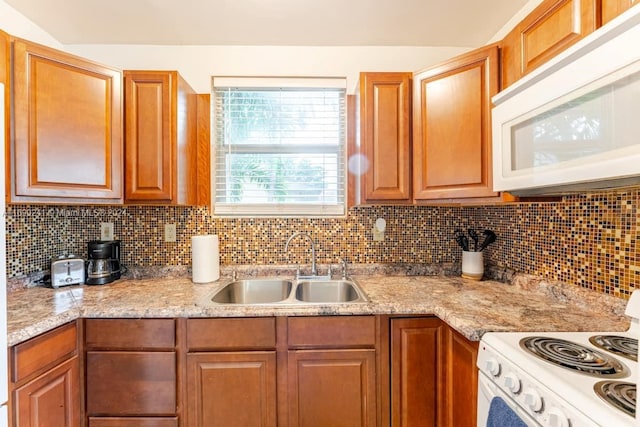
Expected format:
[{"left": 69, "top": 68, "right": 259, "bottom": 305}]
[{"left": 477, "top": 291, "right": 639, "bottom": 427}]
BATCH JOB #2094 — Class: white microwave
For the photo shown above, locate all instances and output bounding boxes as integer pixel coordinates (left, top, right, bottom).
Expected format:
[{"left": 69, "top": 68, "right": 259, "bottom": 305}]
[{"left": 492, "top": 6, "right": 640, "bottom": 196}]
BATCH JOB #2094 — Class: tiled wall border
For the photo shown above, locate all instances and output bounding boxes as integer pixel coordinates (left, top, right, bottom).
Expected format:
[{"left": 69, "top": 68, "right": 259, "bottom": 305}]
[{"left": 6, "top": 187, "right": 640, "bottom": 299}]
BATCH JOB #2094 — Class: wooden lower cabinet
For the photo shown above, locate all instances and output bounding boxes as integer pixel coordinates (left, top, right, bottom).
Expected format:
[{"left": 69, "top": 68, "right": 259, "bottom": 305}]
[
  {"left": 442, "top": 327, "right": 479, "bottom": 427},
  {"left": 185, "top": 316, "right": 378, "bottom": 427},
  {"left": 389, "top": 317, "right": 478, "bottom": 427},
  {"left": 288, "top": 349, "right": 377, "bottom": 427},
  {"left": 186, "top": 351, "right": 277, "bottom": 426},
  {"left": 10, "top": 321, "right": 80, "bottom": 427},
  {"left": 390, "top": 317, "right": 444, "bottom": 427},
  {"left": 84, "top": 319, "right": 178, "bottom": 425},
  {"left": 86, "top": 351, "right": 176, "bottom": 416},
  {"left": 88, "top": 417, "right": 178, "bottom": 427},
  {"left": 14, "top": 356, "right": 80, "bottom": 427}
]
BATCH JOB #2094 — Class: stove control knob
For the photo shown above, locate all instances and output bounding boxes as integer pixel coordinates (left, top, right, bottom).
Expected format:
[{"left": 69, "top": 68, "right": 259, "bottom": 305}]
[
  {"left": 485, "top": 358, "right": 501, "bottom": 377},
  {"left": 523, "top": 388, "right": 543, "bottom": 412},
  {"left": 548, "top": 407, "right": 570, "bottom": 427},
  {"left": 503, "top": 372, "right": 521, "bottom": 394}
]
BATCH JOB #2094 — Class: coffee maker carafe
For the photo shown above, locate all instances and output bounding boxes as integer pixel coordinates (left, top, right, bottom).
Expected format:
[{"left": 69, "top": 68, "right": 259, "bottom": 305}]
[{"left": 86, "top": 240, "right": 121, "bottom": 285}]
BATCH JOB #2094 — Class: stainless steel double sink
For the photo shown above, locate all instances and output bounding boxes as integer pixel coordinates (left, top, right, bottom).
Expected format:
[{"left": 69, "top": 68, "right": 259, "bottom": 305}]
[{"left": 204, "top": 277, "right": 368, "bottom": 305}]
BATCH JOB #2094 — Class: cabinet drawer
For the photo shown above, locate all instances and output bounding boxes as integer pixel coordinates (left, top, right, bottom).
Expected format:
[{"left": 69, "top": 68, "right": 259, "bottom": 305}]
[
  {"left": 287, "top": 316, "right": 376, "bottom": 348},
  {"left": 85, "top": 318, "right": 175, "bottom": 349},
  {"left": 187, "top": 317, "right": 276, "bottom": 350},
  {"left": 89, "top": 417, "right": 178, "bottom": 427},
  {"left": 12, "top": 321, "right": 77, "bottom": 383},
  {"left": 86, "top": 351, "right": 176, "bottom": 415}
]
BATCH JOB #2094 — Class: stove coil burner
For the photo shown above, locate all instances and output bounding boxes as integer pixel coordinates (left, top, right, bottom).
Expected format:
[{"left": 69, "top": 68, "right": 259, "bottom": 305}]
[
  {"left": 589, "top": 335, "right": 638, "bottom": 362},
  {"left": 594, "top": 381, "right": 636, "bottom": 418},
  {"left": 520, "top": 337, "right": 628, "bottom": 378}
]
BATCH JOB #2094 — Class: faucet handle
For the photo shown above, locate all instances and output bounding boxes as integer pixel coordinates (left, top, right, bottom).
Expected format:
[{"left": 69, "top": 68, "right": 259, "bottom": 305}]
[
  {"left": 338, "top": 257, "right": 348, "bottom": 280},
  {"left": 327, "top": 264, "right": 332, "bottom": 279},
  {"left": 295, "top": 264, "right": 301, "bottom": 279}
]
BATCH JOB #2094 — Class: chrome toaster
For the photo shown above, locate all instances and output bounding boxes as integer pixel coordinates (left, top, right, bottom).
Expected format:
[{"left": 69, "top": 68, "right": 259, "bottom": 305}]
[{"left": 51, "top": 255, "right": 85, "bottom": 288}]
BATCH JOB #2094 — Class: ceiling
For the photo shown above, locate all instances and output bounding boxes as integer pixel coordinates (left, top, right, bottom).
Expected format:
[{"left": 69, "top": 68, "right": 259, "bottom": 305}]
[{"left": 6, "top": 0, "right": 529, "bottom": 47}]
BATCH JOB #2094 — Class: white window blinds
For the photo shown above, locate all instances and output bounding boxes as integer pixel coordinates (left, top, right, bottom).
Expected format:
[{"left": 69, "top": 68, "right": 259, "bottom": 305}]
[{"left": 212, "top": 77, "right": 347, "bottom": 216}]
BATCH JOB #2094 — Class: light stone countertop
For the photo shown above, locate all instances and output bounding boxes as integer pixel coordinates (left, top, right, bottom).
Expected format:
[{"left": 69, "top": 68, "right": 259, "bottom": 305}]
[{"left": 7, "top": 273, "right": 631, "bottom": 346}]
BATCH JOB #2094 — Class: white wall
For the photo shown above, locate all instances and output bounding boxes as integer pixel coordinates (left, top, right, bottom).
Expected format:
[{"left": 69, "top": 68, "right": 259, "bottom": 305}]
[
  {"left": 65, "top": 44, "right": 471, "bottom": 93},
  {"left": 486, "top": 0, "right": 544, "bottom": 43},
  {"left": 0, "top": 0, "right": 543, "bottom": 94},
  {"left": 0, "top": 0, "right": 62, "bottom": 48}
]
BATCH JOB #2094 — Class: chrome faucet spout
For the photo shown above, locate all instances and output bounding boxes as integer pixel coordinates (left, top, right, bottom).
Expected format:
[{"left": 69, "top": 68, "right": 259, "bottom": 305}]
[{"left": 285, "top": 232, "right": 317, "bottom": 276}]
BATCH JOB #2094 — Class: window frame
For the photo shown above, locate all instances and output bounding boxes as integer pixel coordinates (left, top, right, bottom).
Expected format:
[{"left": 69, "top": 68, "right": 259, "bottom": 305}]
[{"left": 211, "top": 76, "right": 348, "bottom": 218}]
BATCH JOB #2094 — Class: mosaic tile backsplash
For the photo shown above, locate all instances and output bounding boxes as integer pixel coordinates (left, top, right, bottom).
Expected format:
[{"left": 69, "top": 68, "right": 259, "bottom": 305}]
[{"left": 6, "top": 188, "right": 640, "bottom": 299}]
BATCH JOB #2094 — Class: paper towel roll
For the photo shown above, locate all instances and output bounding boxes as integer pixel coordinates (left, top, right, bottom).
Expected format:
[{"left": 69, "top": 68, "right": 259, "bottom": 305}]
[{"left": 191, "top": 235, "right": 220, "bottom": 283}]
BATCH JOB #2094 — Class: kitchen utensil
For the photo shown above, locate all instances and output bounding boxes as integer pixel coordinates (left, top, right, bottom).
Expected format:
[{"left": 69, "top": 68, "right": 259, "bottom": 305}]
[
  {"left": 51, "top": 254, "right": 85, "bottom": 288},
  {"left": 86, "top": 240, "right": 122, "bottom": 285},
  {"left": 461, "top": 250, "right": 483, "bottom": 280},
  {"left": 468, "top": 229, "right": 479, "bottom": 251},
  {"left": 478, "top": 230, "right": 497, "bottom": 251},
  {"left": 454, "top": 229, "right": 469, "bottom": 251}
]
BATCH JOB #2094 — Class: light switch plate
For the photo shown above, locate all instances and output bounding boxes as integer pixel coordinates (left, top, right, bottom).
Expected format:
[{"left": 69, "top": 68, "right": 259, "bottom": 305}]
[
  {"left": 165, "top": 223, "right": 177, "bottom": 242},
  {"left": 100, "top": 222, "right": 114, "bottom": 240}
]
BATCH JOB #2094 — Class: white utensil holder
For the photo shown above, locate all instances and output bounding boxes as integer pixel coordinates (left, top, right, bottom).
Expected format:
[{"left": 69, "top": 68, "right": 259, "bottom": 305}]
[{"left": 461, "top": 251, "right": 483, "bottom": 280}]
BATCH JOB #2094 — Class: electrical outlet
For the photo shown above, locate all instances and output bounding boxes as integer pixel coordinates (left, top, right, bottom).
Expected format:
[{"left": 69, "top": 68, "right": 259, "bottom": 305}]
[
  {"left": 100, "top": 222, "right": 114, "bottom": 240},
  {"left": 165, "top": 223, "right": 177, "bottom": 242},
  {"left": 372, "top": 227, "right": 384, "bottom": 241}
]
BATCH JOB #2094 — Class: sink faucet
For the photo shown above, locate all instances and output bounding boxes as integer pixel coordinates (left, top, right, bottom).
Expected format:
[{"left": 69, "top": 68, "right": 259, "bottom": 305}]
[
  {"left": 338, "top": 256, "right": 348, "bottom": 280},
  {"left": 285, "top": 232, "right": 317, "bottom": 277}
]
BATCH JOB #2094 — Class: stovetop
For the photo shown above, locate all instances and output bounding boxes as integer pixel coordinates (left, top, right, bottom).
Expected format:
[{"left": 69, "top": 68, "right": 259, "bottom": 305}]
[
  {"left": 520, "top": 336, "right": 631, "bottom": 378},
  {"left": 479, "top": 330, "right": 638, "bottom": 426}
]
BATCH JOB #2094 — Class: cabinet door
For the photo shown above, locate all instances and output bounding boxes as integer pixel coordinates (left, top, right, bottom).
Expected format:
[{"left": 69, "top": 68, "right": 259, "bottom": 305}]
[
  {"left": 88, "top": 417, "right": 178, "bottom": 427},
  {"left": 441, "top": 327, "right": 479, "bottom": 427},
  {"left": 413, "top": 45, "right": 498, "bottom": 201},
  {"left": 390, "top": 317, "right": 444, "bottom": 427},
  {"left": 124, "top": 70, "right": 197, "bottom": 205},
  {"left": 359, "top": 72, "right": 412, "bottom": 203},
  {"left": 601, "top": 0, "right": 638, "bottom": 24},
  {"left": 86, "top": 351, "right": 176, "bottom": 416},
  {"left": 0, "top": 31, "right": 8, "bottom": 86},
  {"left": 14, "top": 356, "right": 80, "bottom": 427},
  {"left": 288, "top": 349, "right": 376, "bottom": 427},
  {"left": 501, "top": 0, "right": 597, "bottom": 88},
  {"left": 124, "top": 71, "right": 173, "bottom": 202},
  {"left": 186, "top": 351, "right": 277, "bottom": 427},
  {"left": 12, "top": 39, "right": 123, "bottom": 203}
]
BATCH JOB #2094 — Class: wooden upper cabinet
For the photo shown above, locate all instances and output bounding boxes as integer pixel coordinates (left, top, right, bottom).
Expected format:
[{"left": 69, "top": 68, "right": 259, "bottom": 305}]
[
  {"left": 0, "top": 30, "right": 8, "bottom": 86},
  {"left": 412, "top": 45, "right": 499, "bottom": 201},
  {"left": 601, "top": 0, "right": 639, "bottom": 24},
  {"left": 358, "top": 72, "right": 412, "bottom": 204},
  {"left": 11, "top": 38, "right": 123, "bottom": 203},
  {"left": 124, "top": 70, "right": 198, "bottom": 205},
  {"left": 501, "top": 0, "right": 598, "bottom": 89}
]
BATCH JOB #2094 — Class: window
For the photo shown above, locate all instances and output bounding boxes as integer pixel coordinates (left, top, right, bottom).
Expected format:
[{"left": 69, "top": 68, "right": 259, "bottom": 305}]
[{"left": 212, "top": 77, "right": 347, "bottom": 216}]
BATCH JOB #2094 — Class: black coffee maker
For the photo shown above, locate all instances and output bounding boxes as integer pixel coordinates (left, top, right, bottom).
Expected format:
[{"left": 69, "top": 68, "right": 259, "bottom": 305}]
[{"left": 86, "top": 240, "right": 122, "bottom": 285}]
